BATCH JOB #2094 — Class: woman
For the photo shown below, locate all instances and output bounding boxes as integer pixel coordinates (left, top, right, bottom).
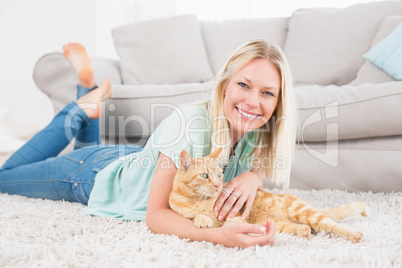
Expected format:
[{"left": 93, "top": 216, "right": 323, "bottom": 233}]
[{"left": 0, "top": 40, "right": 297, "bottom": 248}]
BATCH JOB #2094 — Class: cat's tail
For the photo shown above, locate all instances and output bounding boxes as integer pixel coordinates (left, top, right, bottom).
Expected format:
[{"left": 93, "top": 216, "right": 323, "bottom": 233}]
[{"left": 318, "top": 202, "right": 368, "bottom": 222}]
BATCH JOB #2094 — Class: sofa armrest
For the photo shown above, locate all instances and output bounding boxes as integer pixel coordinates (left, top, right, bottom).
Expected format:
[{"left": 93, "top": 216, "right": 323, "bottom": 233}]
[{"left": 33, "top": 52, "right": 122, "bottom": 114}]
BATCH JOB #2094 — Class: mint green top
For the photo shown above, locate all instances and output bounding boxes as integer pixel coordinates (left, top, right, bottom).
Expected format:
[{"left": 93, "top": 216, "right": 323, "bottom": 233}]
[{"left": 83, "top": 104, "right": 256, "bottom": 221}]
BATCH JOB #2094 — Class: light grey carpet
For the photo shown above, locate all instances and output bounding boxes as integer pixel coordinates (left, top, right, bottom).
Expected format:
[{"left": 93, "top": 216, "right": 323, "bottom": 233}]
[{"left": 0, "top": 189, "right": 401, "bottom": 267}]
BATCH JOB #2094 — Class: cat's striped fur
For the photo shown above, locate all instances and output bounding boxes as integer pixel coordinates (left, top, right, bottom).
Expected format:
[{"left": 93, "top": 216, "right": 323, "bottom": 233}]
[{"left": 169, "top": 149, "right": 367, "bottom": 243}]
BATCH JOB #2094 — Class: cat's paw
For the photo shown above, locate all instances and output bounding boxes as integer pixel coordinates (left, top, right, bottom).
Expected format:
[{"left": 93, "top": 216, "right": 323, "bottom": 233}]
[
  {"left": 225, "top": 216, "right": 244, "bottom": 224},
  {"left": 194, "top": 215, "right": 214, "bottom": 228},
  {"left": 297, "top": 225, "right": 311, "bottom": 239},
  {"left": 348, "top": 232, "right": 363, "bottom": 243}
]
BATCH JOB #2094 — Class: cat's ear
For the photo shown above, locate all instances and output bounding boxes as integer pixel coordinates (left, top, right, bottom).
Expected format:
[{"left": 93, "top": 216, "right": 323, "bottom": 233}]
[
  {"left": 180, "top": 150, "right": 193, "bottom": 170},
  {"left": 207, "top": 148, "right": 222, "bottom": 159}
]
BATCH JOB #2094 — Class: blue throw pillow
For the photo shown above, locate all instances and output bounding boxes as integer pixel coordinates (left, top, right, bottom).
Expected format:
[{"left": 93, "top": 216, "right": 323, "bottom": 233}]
[{"left": 364, "top": 23, "right": 402, "bottom": 81}]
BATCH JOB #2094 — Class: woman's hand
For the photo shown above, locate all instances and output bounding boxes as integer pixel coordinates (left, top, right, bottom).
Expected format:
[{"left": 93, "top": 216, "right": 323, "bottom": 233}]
[
  {"left": 213, "top": 219, "right": 277, "bottom": 248},
  {"left": 214, "top": 171, "right": 262, "bottom": 221}
]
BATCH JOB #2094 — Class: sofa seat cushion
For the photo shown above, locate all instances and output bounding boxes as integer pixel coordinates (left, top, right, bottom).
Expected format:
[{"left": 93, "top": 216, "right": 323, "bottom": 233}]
[
  {"left": 284, "top": 1, "right": 402, "bottom": 86},
  {"left": 201, "top": 17, "right": 289, "bottom": 74},
  {"left": 102, "top": 81, "right": 214, "bottom": 137},
  {"left": 295, "top": 82, "right": 402, "bottom": 142},
  {"left": 350, "top": 16, "right": 402, "bottom": 86},
  {"left": 112, "top": 15, "right": 214, "bottom": 85}
]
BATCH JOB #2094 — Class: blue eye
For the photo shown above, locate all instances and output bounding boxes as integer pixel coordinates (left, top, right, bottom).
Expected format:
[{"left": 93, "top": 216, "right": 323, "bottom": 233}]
[
  {"left": 238, "top": 82, "right": 248, "bottom": 88},
  {"left": 263, "top": 91, "right": 274, "bottom": 97}
]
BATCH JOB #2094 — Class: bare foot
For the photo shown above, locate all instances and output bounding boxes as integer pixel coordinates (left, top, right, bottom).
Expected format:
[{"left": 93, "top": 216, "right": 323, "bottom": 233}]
[
  {"left": 63, "top": 43, "right": 95, "bottom": 88},
  {"left": 77, "top": 78, "right": 111, "bottom": 119}
]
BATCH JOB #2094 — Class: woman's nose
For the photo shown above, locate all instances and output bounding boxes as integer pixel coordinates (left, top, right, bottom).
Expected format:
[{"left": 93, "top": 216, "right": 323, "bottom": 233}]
[{"left": 243, "top": 89, "right": 259, "bottom": 108}]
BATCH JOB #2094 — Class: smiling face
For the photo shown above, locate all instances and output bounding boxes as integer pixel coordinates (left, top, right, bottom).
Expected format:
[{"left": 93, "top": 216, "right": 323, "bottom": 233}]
[{"left": 223, "top": 58, "right": 281, "bottom": 142}]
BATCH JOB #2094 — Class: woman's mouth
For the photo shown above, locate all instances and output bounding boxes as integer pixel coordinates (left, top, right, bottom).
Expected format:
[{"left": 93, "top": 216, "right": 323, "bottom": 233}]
[{"left": 236, "top": 107, "right": 260, "bottom": 120}]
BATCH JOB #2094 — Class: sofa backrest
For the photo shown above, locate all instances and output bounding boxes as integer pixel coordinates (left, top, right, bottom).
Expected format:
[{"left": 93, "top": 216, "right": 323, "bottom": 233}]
[
  {"left": 284, "top": 0, "right": 402, "bottom": 86},
  {"left": 112, "top": 15, "right": 214, "bottom": 86},
  {"left": 110, "top": 1, "right": 402, "bottom": 87},
  {"left": 200, "top": 17, "right": 289, "bottom": 75},
  {"left": 200, "top": 1, "right": 402, "bottom": 86}
]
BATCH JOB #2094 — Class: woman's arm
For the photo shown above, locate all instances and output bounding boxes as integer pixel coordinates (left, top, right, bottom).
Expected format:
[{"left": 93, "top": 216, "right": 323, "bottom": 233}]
[{"left": 145, "top": 152, "right": 276, "bottom": 248}]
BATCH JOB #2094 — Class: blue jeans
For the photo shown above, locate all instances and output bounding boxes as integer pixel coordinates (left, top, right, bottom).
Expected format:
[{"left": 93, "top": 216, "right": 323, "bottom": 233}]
[{"left": 0, "top": 86, "right": 142, "bottom": 204}]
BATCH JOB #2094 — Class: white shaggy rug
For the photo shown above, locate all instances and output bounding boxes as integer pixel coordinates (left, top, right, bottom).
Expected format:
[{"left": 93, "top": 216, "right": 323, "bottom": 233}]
[{"left": 0, "top": 189, "right": 401, "bottom": 268}]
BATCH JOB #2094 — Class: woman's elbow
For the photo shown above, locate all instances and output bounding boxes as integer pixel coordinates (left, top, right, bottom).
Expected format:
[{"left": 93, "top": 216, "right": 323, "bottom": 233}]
[
  {"left": 145, "top": 208, "right": 163, "bottom": 233},
  {"left": 145, "top": 210, "right": 155, "bottom": 231}
]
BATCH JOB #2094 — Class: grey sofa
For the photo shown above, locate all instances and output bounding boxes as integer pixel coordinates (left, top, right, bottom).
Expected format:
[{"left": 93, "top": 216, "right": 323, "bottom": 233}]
[{"left": 33, "top": 1, "right": 402, "bottom": 192}]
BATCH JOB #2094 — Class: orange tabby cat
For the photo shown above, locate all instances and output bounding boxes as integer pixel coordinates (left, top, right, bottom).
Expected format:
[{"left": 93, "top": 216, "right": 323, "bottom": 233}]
[{"left": 169, "top": 148, "right": 368, "bottom": 243}]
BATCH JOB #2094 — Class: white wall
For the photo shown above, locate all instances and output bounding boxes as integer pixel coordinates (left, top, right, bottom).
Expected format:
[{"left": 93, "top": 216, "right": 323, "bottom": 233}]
[
  {"left": 0, "top": 0, "right": 179, "bottom": 144},
  {"left": 0, "top": 0, "right": 96, "bottom": 140}
]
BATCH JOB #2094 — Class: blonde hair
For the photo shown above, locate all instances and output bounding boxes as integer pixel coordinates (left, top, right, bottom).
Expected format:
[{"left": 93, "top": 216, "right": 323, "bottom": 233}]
[{"left": 208, "top": 40, "right": 297, "bottom": 189}]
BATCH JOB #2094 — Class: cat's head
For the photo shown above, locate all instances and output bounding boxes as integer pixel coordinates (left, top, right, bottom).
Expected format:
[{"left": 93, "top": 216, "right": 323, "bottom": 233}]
[{"left": 174, "top": 148, "right": 224, "bottom": 198}]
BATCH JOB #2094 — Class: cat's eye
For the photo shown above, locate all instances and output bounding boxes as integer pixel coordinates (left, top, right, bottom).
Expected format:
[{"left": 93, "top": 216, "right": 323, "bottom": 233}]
[
  {"left": 200, "top": 173, "right": 208, "bottom": 179},
  {"left": 217, "top": 173, "right": 222, "bottom": 178}
]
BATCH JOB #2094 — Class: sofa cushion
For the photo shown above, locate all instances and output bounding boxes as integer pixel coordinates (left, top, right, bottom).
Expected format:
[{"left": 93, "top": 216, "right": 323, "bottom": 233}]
[
  {"left": 112, "top": 15, "right": 214, "bottom": 85},
  {"left": 295, "top": 82, "right": 402, "bottom": 142},
  {"left": 201, "top": 17, "right": 289, "bottom": 74},
  {"left": 284, "top": 1, "right": 402, "bottom": 86},
  {"left": 350, "top": 16, "right": 402, "bottom": 86},
  {"left": 363, "top": 23, "right": 402, "bottom": 81},
  {"left": 101, "top": 81, "right": 214, "bottom": 137}
]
